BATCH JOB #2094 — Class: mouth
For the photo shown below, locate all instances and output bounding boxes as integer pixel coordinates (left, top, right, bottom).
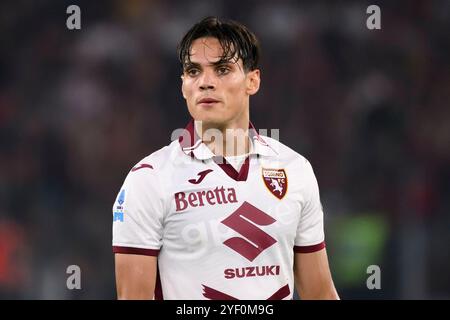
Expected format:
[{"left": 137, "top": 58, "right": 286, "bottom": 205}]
[{"left": 197, "top": 98, "right": 220, "bottom": 105}]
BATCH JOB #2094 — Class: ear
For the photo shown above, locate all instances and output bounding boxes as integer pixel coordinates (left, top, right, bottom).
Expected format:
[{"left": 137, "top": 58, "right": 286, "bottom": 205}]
[
  {"left": 246, "top": 69, "right": 260, "bottom": 96},
  {"left": 181, "top": 74, "right": 186, "bottom": 99}
]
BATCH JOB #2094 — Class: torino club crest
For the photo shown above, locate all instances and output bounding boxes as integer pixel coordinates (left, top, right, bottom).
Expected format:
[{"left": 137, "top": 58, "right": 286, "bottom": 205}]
[{"left": 262, "top": 168, "right": 287, "bottom": 200}]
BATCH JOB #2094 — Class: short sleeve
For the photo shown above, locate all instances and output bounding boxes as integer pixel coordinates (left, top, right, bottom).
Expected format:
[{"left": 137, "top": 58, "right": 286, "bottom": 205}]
[
  {"left": 112, "top": 163, "right": 165, "bottom": 256},
  {"left": 294, "top": 159, "right": 326, "bottom": 253}
]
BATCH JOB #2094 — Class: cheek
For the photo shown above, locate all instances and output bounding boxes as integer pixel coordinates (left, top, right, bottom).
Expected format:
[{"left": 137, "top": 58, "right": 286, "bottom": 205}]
[
  {"left": 228, "top": 82, "right": 247, "bottom": 105},
  {"left": 224, "top": 76, "right": 247, "bottom": 96},
  {"left": 182, "top": 83, "right": 198, "bottom": 113},
  {"left": 182, "top": 82, "right": 194, "bottom": 101}
]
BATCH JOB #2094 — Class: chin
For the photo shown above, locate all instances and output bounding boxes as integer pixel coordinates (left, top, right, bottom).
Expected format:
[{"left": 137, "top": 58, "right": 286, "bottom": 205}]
[
  {"left": 192, "top": 113, "right": 227, "bottom": 126},
  {"left": 196, "top": 118, "right": 226, "bottom": 128}
]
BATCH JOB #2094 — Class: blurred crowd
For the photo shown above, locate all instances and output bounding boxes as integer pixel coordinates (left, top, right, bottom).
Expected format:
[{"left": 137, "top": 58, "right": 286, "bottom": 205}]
[{"left": 0, "top": 0, "right": 449, "bottom": 299}]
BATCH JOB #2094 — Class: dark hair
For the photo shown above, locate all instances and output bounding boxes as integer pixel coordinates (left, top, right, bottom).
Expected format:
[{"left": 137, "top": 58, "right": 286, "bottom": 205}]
[{"left": 177, "top": 16, "right": 260, "bottom": 72}]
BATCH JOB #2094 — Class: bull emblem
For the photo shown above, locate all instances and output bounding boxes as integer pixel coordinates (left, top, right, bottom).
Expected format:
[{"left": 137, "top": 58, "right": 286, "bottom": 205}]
[
  {"left": 270, "top": 178, "right": 283, "bottom": 195},
  {"left": 262, "top": 168, "right": 287, "bottom": 200}
]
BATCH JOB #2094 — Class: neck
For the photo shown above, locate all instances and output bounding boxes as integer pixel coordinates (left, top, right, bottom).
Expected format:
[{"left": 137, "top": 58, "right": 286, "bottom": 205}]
[{"left": 195, "top": 116, "right": 250, "bottom": 158}]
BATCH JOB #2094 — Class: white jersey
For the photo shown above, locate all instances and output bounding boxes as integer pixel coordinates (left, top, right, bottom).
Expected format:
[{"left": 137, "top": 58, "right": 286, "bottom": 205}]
[{"left": 112, "top": 120, "right": 325, "bottom": 300}]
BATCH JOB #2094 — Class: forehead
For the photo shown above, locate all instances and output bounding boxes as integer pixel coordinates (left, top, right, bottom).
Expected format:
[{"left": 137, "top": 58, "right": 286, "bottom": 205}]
[
  {"left": 188, "top": 37, "right": 237, "bottom": 65},
  {"left": 189, "top": 37, "right": 223, "bottom": 62}
]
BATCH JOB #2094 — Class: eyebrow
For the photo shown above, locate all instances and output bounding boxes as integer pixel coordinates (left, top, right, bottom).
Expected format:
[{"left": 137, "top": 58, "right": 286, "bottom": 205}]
[{"left": 183, "top": 59, "right": 235, "bottom": 70}]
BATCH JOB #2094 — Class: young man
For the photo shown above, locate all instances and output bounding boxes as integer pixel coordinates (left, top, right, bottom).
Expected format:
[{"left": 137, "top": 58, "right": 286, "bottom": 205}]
[{"left": 112, "top": 17, "right": 339, "bottom": 300}]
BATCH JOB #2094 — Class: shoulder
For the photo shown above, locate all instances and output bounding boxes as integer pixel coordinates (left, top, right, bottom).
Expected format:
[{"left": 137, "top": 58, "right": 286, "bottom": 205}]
[
  {"left": 262, "top": 137, "right": 320, "bottom": 198},
  {"left": 121, "top": 140, "right": 183, "bottom": 193},
  {"left": 261, "top": 135, "right": 312, "bottom": 171},
  {"left": 129, "top": 140, "right": 181, "bottom": 175}
]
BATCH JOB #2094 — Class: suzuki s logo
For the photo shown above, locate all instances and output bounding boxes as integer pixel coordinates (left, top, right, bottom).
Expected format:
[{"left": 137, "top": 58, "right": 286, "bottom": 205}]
[{"left": 221, "top": 202, "right": 276, "bottom": 261}]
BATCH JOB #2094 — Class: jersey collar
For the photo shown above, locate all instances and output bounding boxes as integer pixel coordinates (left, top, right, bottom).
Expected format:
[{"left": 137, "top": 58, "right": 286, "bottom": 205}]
[{"left": 178, "top": 119, "right": 278, "bottom": 160}]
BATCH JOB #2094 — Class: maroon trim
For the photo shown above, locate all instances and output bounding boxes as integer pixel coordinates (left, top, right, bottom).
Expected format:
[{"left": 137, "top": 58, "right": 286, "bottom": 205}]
[
  {"left": 202, "top": 284, "right": 290, "bottom": 300},
  {"left": 112, "top": 246, "right": 160, "bottom": 256},
  {"left": 131, "top": 164, "right": 153, "bottom": 172},
  {"left": 179, "top": 119, "right": 267, "bottom": 150},
  {"left": 178, "top": 120, "right": 199, "bottom": 149},
  {"left": 154, "top": 265, "right": 163, "bottom": 300},
  {"left": 249, "top": 121, "right": 268, "bottom": 146},
  {"left": 214, "top": 155, "right": 250, "bottom": 182},
  {"left": 294, "top": 241, "right": 326, "bottom": 253},
  {"left": 267, "top": 284, "right": 290, "bottom": 300},
  {"left": 202, "top": 285, "right": 238, "bottom": 300},
  {"left": 179, "top": 119, "right": 258, "bottom": 181}
]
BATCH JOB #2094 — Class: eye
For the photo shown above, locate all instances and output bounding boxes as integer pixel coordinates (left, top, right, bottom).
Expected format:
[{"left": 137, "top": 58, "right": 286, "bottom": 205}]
[
  {"left": 216, "top": 66, "right": 230, "bottom": 75},
  {"left": 186, "top": 68, "right": 200, "bottom": 77}
]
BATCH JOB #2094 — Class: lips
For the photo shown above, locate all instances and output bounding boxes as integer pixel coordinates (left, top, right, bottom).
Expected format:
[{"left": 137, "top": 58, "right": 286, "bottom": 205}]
[{"left": 198, "top": 98, "right": 220, "bottom": 104}]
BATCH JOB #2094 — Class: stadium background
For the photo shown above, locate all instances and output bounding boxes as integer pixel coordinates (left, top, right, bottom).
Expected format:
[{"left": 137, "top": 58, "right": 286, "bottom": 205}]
[{"left": 0, "top": 0, "right": 449, "bottom": 299}]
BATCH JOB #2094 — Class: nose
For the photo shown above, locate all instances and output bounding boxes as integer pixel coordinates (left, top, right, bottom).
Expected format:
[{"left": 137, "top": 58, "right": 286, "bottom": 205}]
[{"left": 198, "top": 69, "right": 216, "bottom": 91}]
